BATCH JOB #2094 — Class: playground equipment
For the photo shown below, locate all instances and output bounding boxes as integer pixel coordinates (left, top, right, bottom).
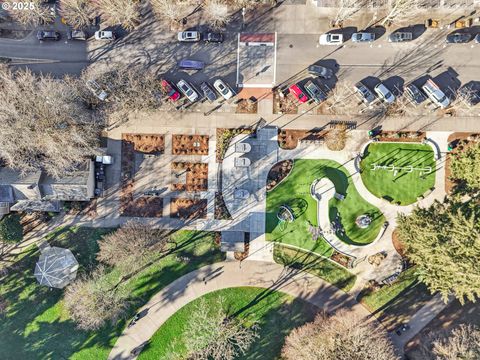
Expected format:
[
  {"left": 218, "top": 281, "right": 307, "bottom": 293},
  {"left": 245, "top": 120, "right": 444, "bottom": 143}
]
[
  {"left": 371, "top": 163, "right": 432, "bottom": 177},
  {"left": 355, "top": 214, "right": 372, "bottom": 229},
  {"left": 277, "top": 205, "right": 294, "bottom": 231}
]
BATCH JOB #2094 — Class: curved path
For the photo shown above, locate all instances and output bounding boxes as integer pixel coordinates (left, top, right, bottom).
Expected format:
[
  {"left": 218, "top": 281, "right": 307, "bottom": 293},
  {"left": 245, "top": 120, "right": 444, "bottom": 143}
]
[{"left": 108, "top": 260, "right": 370, "bottom": 360}]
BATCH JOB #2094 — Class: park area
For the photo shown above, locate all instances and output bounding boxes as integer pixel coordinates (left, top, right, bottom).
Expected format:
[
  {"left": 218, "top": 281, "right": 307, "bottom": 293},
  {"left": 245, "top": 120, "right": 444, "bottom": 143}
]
[
  {"left": 265, "top": 159, "right": 384, "bottom": 255},
  {"left": 360, "top": 142, "right": 436, "bottom": 205},
  {"left": 0, "top": 227, "right": 224, "bottom": 360},
  {"left": 137, "top": 287, "right": 318, "bottom": 360}
]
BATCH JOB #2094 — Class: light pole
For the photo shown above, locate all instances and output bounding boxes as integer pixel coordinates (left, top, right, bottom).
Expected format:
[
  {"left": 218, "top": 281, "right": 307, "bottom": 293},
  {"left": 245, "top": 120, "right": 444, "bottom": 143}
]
[{"left": 241, "top": 7, "right": 246, "bottom": 30}]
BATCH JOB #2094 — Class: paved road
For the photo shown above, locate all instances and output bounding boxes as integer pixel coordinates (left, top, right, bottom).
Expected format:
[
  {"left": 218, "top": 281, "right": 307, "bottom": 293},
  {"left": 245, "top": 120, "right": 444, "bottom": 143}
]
[{"left": 108, "top": 260, "right": 370, "bottom": 360}]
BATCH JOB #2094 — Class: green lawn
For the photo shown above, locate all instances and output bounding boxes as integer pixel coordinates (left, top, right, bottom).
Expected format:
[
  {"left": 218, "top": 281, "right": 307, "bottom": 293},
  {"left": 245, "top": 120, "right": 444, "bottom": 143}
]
[
  {"left": 0, "top": 226, "right": 224, "bottom": 360},
  {"left": 0, "top": 213, "right": 23, "bottom": 242},
  {"left": 138, "top": 287, "right": 318, "bottom": 360},
  {"left": 266, "top": 159, "right": 384, "bottom": 253},
  {"left": 360, "top": 142, "right": 436, "bottom": 205},
  {"left": 273, "top": 244, "right": 356, "bottom": 292}
]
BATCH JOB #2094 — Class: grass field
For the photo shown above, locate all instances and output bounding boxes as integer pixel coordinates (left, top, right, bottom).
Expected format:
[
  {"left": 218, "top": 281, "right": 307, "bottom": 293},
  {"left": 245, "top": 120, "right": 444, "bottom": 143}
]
[
  {"left": 360, "top": 142, "right": 436, "bottom": 205},
  {"left": 0, "top": 227, "right": 224, "bottom": 360},
  {"left": 273, "top": 244, "right": 356, "bottom": 292},
  {"left": 138, "top": 287, "right": 318, "bottom": 360},
  {"left": 265, "top": 159, "right": 384, "bottom": 253}
]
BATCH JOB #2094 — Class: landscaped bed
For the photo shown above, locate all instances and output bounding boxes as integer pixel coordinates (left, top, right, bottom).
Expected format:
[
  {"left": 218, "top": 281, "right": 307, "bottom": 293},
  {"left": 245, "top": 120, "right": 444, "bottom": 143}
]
[
  {"left": 137, "top": 287, "right": 318, "bottom": 360},
  {"left": 265, "top": 159, "right": 384, "bottom": 255},
  {"left": 171, "top": 162, "right": 208, "bottom": 192},
  {"left": 0, "top": 226, "right": 224, "bottom": 360},
  {"left": 170, "top": 198, "right": 208, "bottom": 220},
  {"left": 172, "top": 135, "right": 209, "bottom": 155},
  {"left": 360, "top": 142, "right": 436, "bottom": 205}
]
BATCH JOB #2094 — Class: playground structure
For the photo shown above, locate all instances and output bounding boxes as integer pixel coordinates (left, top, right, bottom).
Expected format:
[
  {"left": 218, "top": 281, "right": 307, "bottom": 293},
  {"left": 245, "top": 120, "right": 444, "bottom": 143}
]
[
  {"left": 370, "top": 163, "right": 433, "bottom": 177},
  {"left": 277, "top": 205, "right": 294, "bottom": 231}
]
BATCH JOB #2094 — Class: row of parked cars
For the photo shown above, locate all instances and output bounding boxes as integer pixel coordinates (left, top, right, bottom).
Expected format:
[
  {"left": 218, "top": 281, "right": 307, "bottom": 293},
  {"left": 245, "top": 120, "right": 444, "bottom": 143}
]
[
  {"left": 36, "top": 29, "right": 116, "bottom": 42},
  {"left": 319, "top": 30, "right": 480, "bottom": 45},
  {"left": 161, "top": 78, "right": 234, "bottom": 104}
]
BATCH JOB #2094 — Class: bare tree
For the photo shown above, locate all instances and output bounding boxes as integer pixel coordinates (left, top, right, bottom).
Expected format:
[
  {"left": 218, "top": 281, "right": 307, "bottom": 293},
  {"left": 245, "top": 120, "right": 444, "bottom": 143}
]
[
  {"left": 184, "top": 297, "right": 259, "bottom": 360},
  {"left": 430, "top": 324, "right": 480, "bottom": 360},
  {"left": 282, "top": 309, "right": 397, "bottom": 360},
  {"left": 381, "top": 0, "right": 428, "bottom": 26},
  {"left": 0, "top": 65, "right": 101, "bottom": 178},
  {"left": 150, "top": 0, "right": 191, "bottom": 26},
  {"left": 325, "top": 81, "right": 358, "bottom": 115},
  {"left": 94, "top": 0, "right": 140, "bottom": 30},
  {"left": 59, "top": 0, "right": 96, "bottom": 28},
  {"left": 97, "top": 221, "right": 170, "bottom": 273},
  {"left": 5, "top": 0, "right": 55, "bottom": 26},
  {"left": 203, "top": 0, "right": 230, "bottom": 30},
  {"left": 332, "top": 0, "right": 368, "bottom": 28},
  {"left": 325, "top": 123, "right": 349, "bottom": 151}
]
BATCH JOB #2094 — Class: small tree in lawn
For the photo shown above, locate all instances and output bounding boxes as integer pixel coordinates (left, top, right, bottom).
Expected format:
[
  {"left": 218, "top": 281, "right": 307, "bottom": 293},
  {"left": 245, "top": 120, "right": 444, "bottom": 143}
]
[
  {"left": 203, "top": 0, "right": 230, "bottom": 30},
  {"left": 282, "top": 309, "right": 397, "bottom": 360},
  {"left": 64, "top": 266, "right": 128, "bottom": 330},
  {"left": 94, "top": 0, "right": 140, "bottom": 30},
  {"left": 6, "top": 0, "right": 55, "bottom": 26},
  {"left": 428, "top": 324, "right": 480, "bottom": 360},
  {"left": 450, "top": 141, "right": 480, "bottom": 193},
  {"left": 183, "top": 297, "right": 259, "bottom": 360},
  {"left": 59, "top": 0, "right": 96, "bottom": 28}
]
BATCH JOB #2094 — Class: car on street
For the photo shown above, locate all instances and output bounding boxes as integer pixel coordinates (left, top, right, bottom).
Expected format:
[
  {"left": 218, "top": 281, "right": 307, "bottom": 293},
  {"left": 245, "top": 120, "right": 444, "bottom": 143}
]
[
  {"left": 475, "top": 34, "right": 480, "bottom": 43},
  {"left": 404, "top": 83, "right": 427, "bottom": 106},
  {"left": 289, "top": 84, "right": 309, "bottom": 103},
  {"left": 176, "top": 79, "right": 199, "bottom": 102},
  {"left": 94, "top": 31, "right": 115, "bottom": 40},
  {"left": 177, "top": 31, "right": 201, "bottom": 42},
  {"left": 422, "top": 79, "right": 450, "bottom": 108},
  {"left": 200, "top": 82, "right": 218, "bottom": 102},
  {"left": 446, "top": 32, "right": 472, "bottom": 43},
  {"left": 388, "top": 31, "right": 413, "bottom": 42},
  {"left": 67, "top": 30, "right": 87, "bottom": 41},
  {"left": 354, "top": 82, "right": 376, "bottom": 104},
  {"left": 307, "top": 65, "right": 333, "bottom": 79},
  {"left": 204, "top": 32, "right": 224, "bottom": 43},
  {"left": 160, "top": 80, "right": 181, "bottom": 102},
  {"left": 351, "top": 32, "right": 375, "bottom": 42},
  {"left": 213, "top": 79, "right": 234, "bottom": 100},
  {"left": 374, "top": 83, "right": 395, "bottom": 104},
  {"left": 458, "top": 83, "right": 480, "bottom": 106},
  {"left": 319, "top": 33, "right": 343, "bottom": 45},
  {"left": 37, "top": 30, "right": 60, "bottom": 41},
  {"left": 304, "top": 80, "right": 327, "bottom": 104},
  {"left": 178, "top": 59, "right": 205, "bottom": 70}
]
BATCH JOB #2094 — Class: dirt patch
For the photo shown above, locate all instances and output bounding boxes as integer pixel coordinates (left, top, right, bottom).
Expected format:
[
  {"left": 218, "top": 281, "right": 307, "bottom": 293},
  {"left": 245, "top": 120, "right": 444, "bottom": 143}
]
[
  {"left": 392, "top": 229, "right": 407, "bottom": 258},
  {"left": 236, "top": 98, "right": 258, "bottom": 114},
  {"left": 376, "top": 131, "right": 426, "bottom": 142},
  {"left": 171, "top": 162, "right": 208, "bottom": 192},
  {"left": 172, "top": 135, "right": 209, "bottom": 155},
  {"left": 331, "top": 251, "right": 351, "bottom": 268},
  {"left": 277, "top": 129, "right": 327, "bottom": 150},
  {"left": 445, "top": 132, "right": 480, "bottom": 194},
  {"left": 273, "top": 91, "right": 298, "bottom": 115},
  {"left": 266, "top": 160, "right": 293, "bottom": 191},
  {"left": 214, "top": 192, "right": 232, "bottom": 220},
  {"left": 216, "top": 128, "right": 253, "bottom": 162},
  {"left": 64, "top": 200, "right": 97, "bottom": 219},
  {"left": 121, "top": 195, "right": 163, "bottom": 217},
  {"left": 123, "top": 133, "right": 165, "bottom": 154},
  {"left": 170, "top": 198, "right": 207, "bottom": 220}
]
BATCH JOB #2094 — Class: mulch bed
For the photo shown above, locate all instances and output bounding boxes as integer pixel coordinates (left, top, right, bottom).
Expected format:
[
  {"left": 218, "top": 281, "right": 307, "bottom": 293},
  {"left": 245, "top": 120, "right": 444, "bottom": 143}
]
[
  {"left": 122, "top": 133, "right": 165, "bottom": 154},
  {"left": 236, "top": 98, "right": 258, "bottom": 114},
  {"left": 214, "top": 192, "right": 232, "bottom": 220},
  {"left": 330, "top": 251, "right": 351, "bottom": 268},
  {"left": 121, "top": 196, "right": 163, "bottom": 217},
  {"left": 216, "top": 128, "right": 252, "bottom": 162},
  {"left": 172, "top": 135, "right": 209, "bottom": 155},
  {"left": 392, "top": 229, "right": 407, "bottom": 258},
  {"left": 377, "top": 131, "right": 426, "bottom": 142},
  {"left": 266, "top": 160, "right": 293, "bottom": 191},
  {"left": 64, "top": 200, "right": 97, "bottom": 218},
  {"left": 170, "top": 198, "right": 207, "bottom": 220},
  {"left": 278, "top": 129, "right": 327, "bottom": 149},
  {"left": 234, "top": 233, "right": 249, "bottom": 261},
  {"left": 171, "top": 162, "right": 208, "bottom": 192},
  {"left": 273, "top": 91, "right": 298, "bottom": 115}
]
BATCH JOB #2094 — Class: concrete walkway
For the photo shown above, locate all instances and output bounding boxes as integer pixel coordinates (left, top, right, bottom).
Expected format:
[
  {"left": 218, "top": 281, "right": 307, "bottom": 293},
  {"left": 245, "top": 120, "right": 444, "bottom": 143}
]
[{"left": 108, "top": 260, "right": 370, "bottom": 360}]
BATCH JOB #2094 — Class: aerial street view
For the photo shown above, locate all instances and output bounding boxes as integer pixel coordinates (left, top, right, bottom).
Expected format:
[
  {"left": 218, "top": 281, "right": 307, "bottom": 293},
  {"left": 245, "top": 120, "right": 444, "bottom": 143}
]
[{"left": 1, "top": 0, "right": 480, "bottom": 359}]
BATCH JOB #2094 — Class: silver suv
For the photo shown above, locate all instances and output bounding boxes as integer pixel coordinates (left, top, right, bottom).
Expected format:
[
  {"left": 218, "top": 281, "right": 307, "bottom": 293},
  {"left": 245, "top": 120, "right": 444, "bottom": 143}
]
[{"left": 354, "top": 82, "right": 375, "bottom": 104}]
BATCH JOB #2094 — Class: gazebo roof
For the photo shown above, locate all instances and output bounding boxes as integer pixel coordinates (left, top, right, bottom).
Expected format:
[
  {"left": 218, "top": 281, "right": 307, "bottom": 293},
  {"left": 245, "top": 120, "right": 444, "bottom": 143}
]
[{"left": 34, "top": 246, "right": 79, "bottom": 288}]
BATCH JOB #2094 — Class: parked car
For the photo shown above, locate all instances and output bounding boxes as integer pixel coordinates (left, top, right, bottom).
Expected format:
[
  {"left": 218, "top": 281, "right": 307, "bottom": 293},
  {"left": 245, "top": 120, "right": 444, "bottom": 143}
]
[
  {"left": 319, "top": 33, "right": 343, "bottom": 45},
  {"left": 200, "top": 82, "right": 218, "bottom": 102},
  {"left": 94, "top": 31, "right": 115, "bottom": 40},
  {"left": 446, "top": 32, "right": 472, "bottom": 43},
  {"left": 475, "top": 34, "right": 480, "bottom": 43},
  {"left": 354, "top": 82, "right": 376, "bottom": 104},
  {"left": 374, "top": 83, "right": 395, "bottom": 104},
  {"left": 67, "top": 30, "right": 87, "bottom": 41},
  {"left": 203, "top": 32, "right": 224, "bottom": 43},
  {"left": 351, "top": 32, "right": 375, "bottom": 42},
  {"left": 160, "top": 80, "right": 181, "bottom": 102},
  {"left": 422, "top": 79, "right": 450, "bottom": 108},
  {"left": 178, "top": 59, "right": 205, "bottom": 70},
  {"left": 37, "top": 30, "right": 60, "bottom": 41},
  {"left": 458, "top": 83, "right": 480, "bottom": 106},
  {"left": 176, "top": 79, "right": 199, "bottom": 102},
  {"left": 304, "top": 80, "right": 327, "bottom": 104},
  {"left": 213, "top": 79, "right": 234, "bottom": 100},
  {"left": 388, "top": 31, "right": 413, "bottom": 42},
  {"left": 289, "top": 84, "right": 309, "bottom": 103},
  {"left": 307, "top": 65, "right": 333, "bottom": 79},
  {"left": 404, "top": 83, "right": 427, "bottom": 106},
  {"left": 177, "top": 31, "right": 201, "bottom": 42}
]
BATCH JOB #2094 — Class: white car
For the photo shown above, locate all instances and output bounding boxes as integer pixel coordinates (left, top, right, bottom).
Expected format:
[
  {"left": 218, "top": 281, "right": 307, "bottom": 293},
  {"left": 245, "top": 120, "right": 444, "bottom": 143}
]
[
  {"left": 176, "top": 79, "right": 198, "bottom": 102},
  {"left": 213, "top": 79, "right": 234, "bottom": 100},
  {"left": 319, "top": 33, "right": 343, "bottom": 45},
  {"left": 177, "top": 31, "right": 201, "bottom": 42},
  {"left": 374, "top": 83, "right": 395, "bottom": 104},
  {"left": 94, "top": 31, "right": 115, "bottom": 41},
  {"left": 422, "top": 79, "right": 450, "bottom": 108}
]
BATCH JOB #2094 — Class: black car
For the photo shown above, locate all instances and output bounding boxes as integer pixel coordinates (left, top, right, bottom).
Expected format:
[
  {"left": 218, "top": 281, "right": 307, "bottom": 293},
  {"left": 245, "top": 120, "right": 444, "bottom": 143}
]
[
  {"left": 307, "top": 65, "right": 333, "bottom": 79},
  {"left": 404, "top": 83, "right": 427, "bottom": 106},
  {"left": 204, "top": 32, "right": 224, "bottom": 43},
  {"left": 200, "top": 82, "right": 218, "bottom": 102},
  {"left": 37, "top": 30, "right": 60, "bottom": 41},
  {"left": 458, "top": 83, "right": 480, "bottom": 106},
  {"left": 446, "top": 32, "right": 472, "bottom": 43}
]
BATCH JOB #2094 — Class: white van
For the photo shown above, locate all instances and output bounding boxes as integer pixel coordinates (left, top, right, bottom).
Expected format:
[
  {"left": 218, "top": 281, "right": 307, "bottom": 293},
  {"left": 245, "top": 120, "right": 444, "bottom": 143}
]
[{"left": 422, "top": 79, "right": 450, "bottom": 108}]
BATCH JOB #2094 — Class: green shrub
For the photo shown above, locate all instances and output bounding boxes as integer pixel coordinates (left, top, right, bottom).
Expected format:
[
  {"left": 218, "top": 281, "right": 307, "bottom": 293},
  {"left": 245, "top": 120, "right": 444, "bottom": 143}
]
[{"left": 0, "top": 214, "right": 23, "bottom": 243}]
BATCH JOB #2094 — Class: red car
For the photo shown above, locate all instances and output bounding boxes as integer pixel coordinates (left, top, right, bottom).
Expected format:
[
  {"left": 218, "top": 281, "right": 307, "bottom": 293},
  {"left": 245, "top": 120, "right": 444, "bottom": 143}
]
[
  {"left": 161, "top": 79, "right": 181, "bottom": 102},
  {"left": 289, "top": 84, "right": 308, "bottom": 103}
]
